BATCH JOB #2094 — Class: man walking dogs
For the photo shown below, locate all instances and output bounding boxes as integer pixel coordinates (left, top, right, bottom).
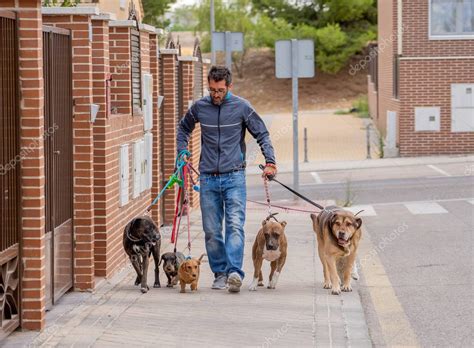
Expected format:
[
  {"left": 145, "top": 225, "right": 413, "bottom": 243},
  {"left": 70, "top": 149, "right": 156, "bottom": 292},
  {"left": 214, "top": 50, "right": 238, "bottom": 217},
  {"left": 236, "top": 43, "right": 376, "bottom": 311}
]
[{"left": 177, "top": 66, "right": 277, "bottom": 293}]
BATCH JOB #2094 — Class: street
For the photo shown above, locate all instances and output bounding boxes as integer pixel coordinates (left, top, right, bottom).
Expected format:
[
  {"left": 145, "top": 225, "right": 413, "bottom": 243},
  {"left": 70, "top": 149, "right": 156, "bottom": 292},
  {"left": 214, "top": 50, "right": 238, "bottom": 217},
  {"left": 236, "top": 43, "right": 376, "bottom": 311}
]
[{"left": 247, "top": 157, "right": 474, "bottom": 347}]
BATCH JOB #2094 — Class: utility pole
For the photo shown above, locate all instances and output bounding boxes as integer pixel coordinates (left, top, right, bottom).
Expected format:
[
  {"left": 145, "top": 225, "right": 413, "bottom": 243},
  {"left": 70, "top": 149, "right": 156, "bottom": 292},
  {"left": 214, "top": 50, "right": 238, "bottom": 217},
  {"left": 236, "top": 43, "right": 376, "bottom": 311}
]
[{"left": 210, "top": 0, "right": 216, "bottom": 65}]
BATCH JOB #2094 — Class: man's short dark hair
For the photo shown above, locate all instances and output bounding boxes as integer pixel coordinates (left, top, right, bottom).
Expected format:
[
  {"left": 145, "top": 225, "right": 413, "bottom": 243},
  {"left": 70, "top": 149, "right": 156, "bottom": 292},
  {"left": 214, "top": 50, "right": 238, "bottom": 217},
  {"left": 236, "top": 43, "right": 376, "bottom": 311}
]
[{"left": 208, "top": 66, "right": 232, "bottom": 86}]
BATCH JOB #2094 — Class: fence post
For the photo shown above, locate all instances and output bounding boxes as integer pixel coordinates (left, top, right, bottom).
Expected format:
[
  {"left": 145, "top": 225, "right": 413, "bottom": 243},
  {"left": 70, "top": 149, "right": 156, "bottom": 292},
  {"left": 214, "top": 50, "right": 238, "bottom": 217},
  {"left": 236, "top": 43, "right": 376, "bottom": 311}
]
[
  {"left": 304, "top": 127, "right": 308, "bottom": 163},
  {"left": 366, "top": 124, "right": 372, "bottom": 159}
]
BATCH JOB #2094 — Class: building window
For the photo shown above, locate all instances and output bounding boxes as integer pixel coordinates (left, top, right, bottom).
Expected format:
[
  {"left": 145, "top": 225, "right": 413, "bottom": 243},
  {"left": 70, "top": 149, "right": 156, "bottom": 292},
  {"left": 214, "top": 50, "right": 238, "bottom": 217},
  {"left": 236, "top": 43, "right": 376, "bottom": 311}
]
[
  {"left": 131, "top": 29, "right": 142, "bottom": 114},
  {"left": 368, "top": 43, "right": 378, "bottom": 91},
  {"left": 430, "top": 0, "right": 474, "bottom": 38},
  {"left": 393, "top": 55, "right": 399, "bottom": 99}
]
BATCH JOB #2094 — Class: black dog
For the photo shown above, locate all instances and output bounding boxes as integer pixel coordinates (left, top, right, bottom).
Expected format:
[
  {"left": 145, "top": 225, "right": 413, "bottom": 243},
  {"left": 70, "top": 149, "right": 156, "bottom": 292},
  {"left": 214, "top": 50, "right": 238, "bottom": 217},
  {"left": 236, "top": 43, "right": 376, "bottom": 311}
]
[
  {"left": 123, "top": 216, "right": 161, "bottom": 293},
  {"left": 160, "top": 251, "right": 185, "bottom": 288}
]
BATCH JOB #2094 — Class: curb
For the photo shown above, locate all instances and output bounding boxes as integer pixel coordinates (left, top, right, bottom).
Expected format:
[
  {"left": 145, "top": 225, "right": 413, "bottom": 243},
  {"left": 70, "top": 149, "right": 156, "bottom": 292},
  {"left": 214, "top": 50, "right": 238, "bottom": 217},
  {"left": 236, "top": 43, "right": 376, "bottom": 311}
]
[{"left": 247, "top": 154, "right": 474, "bottom": 174}]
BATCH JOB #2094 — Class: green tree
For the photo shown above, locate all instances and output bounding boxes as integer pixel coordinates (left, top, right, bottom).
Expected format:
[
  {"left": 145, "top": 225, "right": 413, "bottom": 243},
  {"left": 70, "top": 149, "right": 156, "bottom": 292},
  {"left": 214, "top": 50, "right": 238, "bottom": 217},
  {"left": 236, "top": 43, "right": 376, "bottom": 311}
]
[
  {"left": 169, "top": 5, "right": 199, "bottom": 31},
  {"left": 142, "top": 0, "right": 177, "bottom": 28},
  {"left": 194, "top": 0, "right": 257, "bottom": 77}
]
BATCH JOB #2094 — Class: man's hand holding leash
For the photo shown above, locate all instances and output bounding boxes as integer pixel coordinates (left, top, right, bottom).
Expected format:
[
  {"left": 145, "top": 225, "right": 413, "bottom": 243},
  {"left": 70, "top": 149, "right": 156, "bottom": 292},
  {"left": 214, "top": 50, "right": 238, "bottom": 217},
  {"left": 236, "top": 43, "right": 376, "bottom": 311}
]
[{"left": 262, "top": 163, "right": 277, "bottom": 180}]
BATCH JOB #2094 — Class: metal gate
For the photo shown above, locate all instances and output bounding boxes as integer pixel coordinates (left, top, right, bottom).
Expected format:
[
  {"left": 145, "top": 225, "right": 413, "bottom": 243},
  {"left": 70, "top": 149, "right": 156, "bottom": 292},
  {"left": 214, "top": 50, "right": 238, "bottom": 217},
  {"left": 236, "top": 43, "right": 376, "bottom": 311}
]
[
  {"left": 193, "top": 39, "right": 204, "bottom": 100},
  {"left": 42, "top": 26, "right": 73, "bottom": 309},
  {"left": 0, "top": 10, "right": 21, "bottom": 340}
]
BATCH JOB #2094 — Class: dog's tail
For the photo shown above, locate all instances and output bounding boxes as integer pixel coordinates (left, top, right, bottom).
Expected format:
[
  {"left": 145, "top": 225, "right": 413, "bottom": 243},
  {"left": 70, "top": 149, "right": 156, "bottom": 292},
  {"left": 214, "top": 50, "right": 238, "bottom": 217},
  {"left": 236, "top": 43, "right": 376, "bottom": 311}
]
[{"left": 198, "top": 253, "right": 206, "bottom": 262}]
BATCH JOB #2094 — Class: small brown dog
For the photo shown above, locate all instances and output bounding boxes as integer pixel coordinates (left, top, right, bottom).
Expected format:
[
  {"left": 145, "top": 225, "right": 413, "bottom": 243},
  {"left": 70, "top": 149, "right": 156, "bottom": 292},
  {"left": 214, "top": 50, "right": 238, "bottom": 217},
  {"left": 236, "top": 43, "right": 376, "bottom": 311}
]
[
  {"left": 310, "top": 206, "right": 362, "bottom": 295},
  {"left": 178, "top": 253, "right": 206, "bottom": 293},
  {"left": 249, "top": 219, "right": 287, "bottom": 291}
]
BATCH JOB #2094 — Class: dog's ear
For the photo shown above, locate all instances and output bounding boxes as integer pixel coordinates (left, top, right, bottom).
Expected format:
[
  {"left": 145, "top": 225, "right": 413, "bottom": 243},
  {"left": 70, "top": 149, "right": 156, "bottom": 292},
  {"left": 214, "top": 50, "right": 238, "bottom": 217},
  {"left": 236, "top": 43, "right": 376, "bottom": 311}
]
[
  {"left": 310, "top": 214, "right": 317, "bottom": 223},
  {"left": 355, "top": 217, "right": 362, "bottom": 229},
  {"left": 197, "top": 253, "right": 206, "bottom": 264},
  {"left": 330, "top": 213, "right": 338, "bottom": 226},
  {"left": 280, "top": 221, "right": 287, "bottom": 228},
  {"left": 262, "top": 219, "right": 267, "bottom": 226}
]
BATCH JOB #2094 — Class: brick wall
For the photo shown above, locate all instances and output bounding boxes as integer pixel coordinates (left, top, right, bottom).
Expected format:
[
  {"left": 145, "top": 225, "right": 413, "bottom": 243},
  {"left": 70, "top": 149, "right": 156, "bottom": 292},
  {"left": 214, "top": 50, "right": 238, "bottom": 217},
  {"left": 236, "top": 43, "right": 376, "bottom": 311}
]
[
  {"left": 0, "top": 0, "right": 47, "bottom": 331},
  {"left": 42, "top": 13, "right": 96, "bottom": 291},
  {"left": 161, "top": 49, "right": 179, "bottom": 225},
  {"left": 402, "top": 1, "right": 474, "bottom": 57},
  {"left": 374, "top": 0, "right": 474, "bottom": 155},
  {"left": 95, "top": 22, "right": 155, "bottom": 278},
  {"left": 179, "top": 58, "right": 200, "bottom": 209},
  {"left": 149, "top": 33, "right": 161, "bottom": 225},
  {"left": 109, "top": 26, "right": 131, "bottom": 115},
  {"left": 91, "top": 16, "right": 111, "bottom": 278},
  {"left": 398, "top": 59, "right": 474, "bottom": 156}
]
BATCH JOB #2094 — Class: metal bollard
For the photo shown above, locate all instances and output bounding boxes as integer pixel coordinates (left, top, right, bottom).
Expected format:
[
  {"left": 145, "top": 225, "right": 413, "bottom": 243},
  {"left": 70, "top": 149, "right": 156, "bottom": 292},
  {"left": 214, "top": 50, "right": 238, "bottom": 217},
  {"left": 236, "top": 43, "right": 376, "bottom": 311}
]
[
  {"left": 366, "top": 124, "right": 371, "bottom": 159},
  {"left": 304, "top": 127, "right": 308, "bottom": 163}
]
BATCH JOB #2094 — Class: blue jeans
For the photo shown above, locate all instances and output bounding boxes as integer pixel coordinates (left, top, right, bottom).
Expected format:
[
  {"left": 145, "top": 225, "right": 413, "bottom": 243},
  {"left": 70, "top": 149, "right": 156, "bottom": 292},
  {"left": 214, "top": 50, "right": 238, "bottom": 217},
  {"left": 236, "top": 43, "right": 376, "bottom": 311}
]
[{"left": 199, "top": 170, "right": 246, "bottom": 279}]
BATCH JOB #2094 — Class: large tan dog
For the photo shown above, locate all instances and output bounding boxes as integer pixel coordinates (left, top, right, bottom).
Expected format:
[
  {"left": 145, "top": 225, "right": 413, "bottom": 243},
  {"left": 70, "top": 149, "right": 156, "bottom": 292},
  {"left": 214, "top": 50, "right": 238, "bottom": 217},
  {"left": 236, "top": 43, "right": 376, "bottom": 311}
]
[
  {"left": 249, "top": 219, "right": 287, "bottom": 291},
  {"left": 178, "top": 253, "right": 206, "bottom": 293},
  {"left": 310, "top": 206, "right": 362, "bottom": 295}
]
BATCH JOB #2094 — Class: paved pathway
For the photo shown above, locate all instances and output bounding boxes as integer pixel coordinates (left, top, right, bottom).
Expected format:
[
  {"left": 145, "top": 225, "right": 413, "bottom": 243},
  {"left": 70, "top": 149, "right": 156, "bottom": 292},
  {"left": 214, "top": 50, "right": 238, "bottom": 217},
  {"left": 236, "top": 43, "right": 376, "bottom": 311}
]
[{"left": 5, "top": 205, "right": 371, "bottom": 347}]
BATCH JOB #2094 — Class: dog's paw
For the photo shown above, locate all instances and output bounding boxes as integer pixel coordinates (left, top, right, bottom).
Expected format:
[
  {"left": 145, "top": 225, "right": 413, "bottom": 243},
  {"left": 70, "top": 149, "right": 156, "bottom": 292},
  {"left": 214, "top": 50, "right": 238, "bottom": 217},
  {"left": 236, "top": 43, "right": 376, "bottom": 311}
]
[
  {"left": 258, "top": 282, "right": 264, "bottom": 287},
  {"left": 323, "top": 282, "right": 332, "bottom": 289},
  {"left": 351, "top": 264, "right": 359, "bottom": 280},
  {"left": 166, "top": 284, "right": 174, "bottom": 288},
  {"left": 140, "top": 285, "right": 149, "bottom": 293},
  {"left": 341, "top": 284, "right": 352, "bottom": 292},
  {"left": 180, "top": 289, "right": 186, "bottom": 293},
  {"left": 153, "top": 283, "right": 161, "bottom": 288},
  {"left": 331, "top": 288, "right": 341, "bottom": 295},
  {"left": 248, "top": 278, "right": 259, "bottom": 291}
]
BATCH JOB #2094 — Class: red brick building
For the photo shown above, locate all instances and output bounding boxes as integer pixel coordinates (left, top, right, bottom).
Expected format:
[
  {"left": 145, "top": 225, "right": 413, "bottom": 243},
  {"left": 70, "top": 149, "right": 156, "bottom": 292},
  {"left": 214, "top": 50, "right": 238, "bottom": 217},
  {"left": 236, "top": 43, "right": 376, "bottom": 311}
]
[
  {"left": 0, "top": 1, "right": 206, "bottom": 339},
  {"left": 368, "top": 0, "right": 474, "bottom": 157}
]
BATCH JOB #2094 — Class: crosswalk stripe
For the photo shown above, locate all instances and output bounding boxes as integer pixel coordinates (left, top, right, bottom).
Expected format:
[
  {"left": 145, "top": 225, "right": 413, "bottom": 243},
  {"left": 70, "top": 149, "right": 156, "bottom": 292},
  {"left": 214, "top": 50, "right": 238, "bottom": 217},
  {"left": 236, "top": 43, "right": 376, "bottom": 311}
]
[
  {"left": 427, "top": 164, "right": 452, "bottom": 177},
  {"left": 310, "top": 171, "right": 323, "bottom": 184},
  {"left": 404, "top": 202, "right": 448, "bottom": 214},
  {"left": 345, "top": 205, "right": 377, "bottom": 216}
]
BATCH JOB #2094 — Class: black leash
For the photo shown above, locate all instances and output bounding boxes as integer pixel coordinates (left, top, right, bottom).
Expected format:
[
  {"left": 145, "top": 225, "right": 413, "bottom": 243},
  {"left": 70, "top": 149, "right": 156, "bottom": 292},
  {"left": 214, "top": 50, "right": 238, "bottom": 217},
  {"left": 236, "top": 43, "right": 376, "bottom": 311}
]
[{"left": 259, "top": 164, "right": 325, "bottom": 211}]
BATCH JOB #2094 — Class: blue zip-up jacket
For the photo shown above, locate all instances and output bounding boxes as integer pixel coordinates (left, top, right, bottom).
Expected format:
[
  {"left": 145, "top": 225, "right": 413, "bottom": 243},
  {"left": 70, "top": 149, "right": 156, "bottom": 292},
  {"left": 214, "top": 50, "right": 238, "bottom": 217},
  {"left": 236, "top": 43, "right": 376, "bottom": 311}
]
[{"left": 176, "top": 93, "right": 276, "bottom": 174}]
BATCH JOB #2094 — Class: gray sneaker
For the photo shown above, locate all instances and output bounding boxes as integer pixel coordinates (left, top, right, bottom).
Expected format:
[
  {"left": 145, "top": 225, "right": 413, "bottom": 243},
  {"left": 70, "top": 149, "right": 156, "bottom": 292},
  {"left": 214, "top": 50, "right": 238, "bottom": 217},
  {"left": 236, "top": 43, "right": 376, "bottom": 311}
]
[
  {"left": 211, "top": 273, "right": 227, "bottom": 290},
  {"left": 227, "top": 272, "right": 242, "bottom": 293}
]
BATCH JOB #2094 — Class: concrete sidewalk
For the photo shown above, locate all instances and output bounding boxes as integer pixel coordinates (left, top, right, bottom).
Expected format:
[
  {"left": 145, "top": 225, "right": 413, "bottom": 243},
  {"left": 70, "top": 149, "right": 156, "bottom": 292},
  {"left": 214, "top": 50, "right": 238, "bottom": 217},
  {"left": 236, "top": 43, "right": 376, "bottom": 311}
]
[{"left": 5, "top": 205, "right": 371, "bottom": 347}]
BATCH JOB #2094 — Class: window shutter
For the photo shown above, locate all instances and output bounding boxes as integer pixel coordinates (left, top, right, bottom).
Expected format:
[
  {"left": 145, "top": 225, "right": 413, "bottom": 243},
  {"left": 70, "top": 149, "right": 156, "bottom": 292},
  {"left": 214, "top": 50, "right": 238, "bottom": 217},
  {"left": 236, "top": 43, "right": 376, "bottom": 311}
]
[
  {"left": 131, "top": 29, "right": 142, "bottom": 114},
  {"left": 133, "top": 140, "right": 141, "bottom": 198},
  {"left": 119, "top": 144, "right": 129, "bottom": 207},
  {"left": 142, "top": 73, "right": 153, "bottom": 131}
]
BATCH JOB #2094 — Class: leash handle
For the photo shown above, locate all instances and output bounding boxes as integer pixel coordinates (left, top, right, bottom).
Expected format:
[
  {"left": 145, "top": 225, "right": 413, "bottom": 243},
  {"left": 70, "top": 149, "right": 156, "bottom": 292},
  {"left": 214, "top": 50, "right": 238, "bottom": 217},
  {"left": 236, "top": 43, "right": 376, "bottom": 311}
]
[{"left": 258, "top": 164, "right": 325, "bottom": 210}]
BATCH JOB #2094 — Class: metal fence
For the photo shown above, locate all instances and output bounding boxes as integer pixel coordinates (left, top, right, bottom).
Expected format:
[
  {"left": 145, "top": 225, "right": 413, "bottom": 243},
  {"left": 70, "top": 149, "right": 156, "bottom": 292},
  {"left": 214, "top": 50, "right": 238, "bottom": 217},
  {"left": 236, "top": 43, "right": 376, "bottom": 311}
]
[
  {"left": 43, "top": 26, "right": 74, "bottom": 309},
  {"left": 0, "top": 10, "right": 20, "bottom": 340},
  {"left": 193, "top": 39, "right": 203, "bottom": 100}
]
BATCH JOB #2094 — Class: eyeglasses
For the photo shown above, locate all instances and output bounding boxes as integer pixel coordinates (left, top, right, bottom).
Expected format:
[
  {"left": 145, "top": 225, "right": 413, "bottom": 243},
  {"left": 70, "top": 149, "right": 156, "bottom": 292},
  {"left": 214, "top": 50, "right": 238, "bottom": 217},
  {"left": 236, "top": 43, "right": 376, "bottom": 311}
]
[{"left": 208, "top": 88, "right": 227, "bottom": 95}]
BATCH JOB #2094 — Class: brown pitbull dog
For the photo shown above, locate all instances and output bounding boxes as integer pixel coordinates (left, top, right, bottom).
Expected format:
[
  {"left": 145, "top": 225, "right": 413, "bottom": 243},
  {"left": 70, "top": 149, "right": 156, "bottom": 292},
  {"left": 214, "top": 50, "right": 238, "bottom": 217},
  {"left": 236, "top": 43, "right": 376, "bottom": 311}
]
[
  {"left": 310, "top": 206, "right": 362, "bottom": 295},
  {"left": 178, "top": 253, "right": 206, "bottom": 293},
  {"left": 249, "top": 219, "right": 287, "bottom": 291}
]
